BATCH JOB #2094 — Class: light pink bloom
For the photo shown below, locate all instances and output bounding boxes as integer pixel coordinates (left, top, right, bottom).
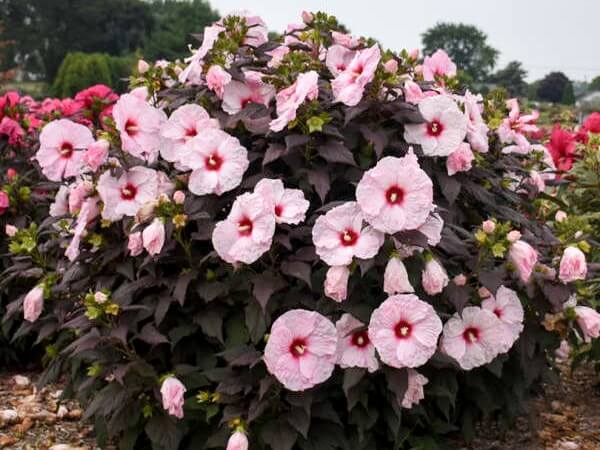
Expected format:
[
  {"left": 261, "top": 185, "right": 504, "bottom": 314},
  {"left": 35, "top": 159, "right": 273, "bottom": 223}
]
[
  {"left": 559, "top": 247, "right": 587, "bottom": 283},
  {"left": 461, "top": 91, "right": 489, "bottom": 153},
  {"left": 555, "top": 210, "right": 567, "bottom": 222},
  {"left": 326, "top": 45, "right": 356, "bottom": 77},
  {"left": 422, "top": 49, "right": 456, "bottom": 81},
  {"left": 356, "top": 152, "right": 434, "bottom": 234},
  {"left": 401, "top": 369, "right": 428, "bottom": 408},
  {"left": 482, "top": 220, "right": 496, "bottom": 234},
  {"left": 384, "top": 257, "right": 414, "bottom": 295},
  {"left": 128, "top": 232, "right": 143, "bottom": 256},
  {"left": 301, "top": 10, "right": 314, "bottom": 24},
  {"left": 50, "top": 186, "right": 69, "bottom": 217},
  {"left": 222, "top": 71, "right": 276, "bottom": 115},
  {"left": 478, "top": 287, "right": 492, "bottom": 299},
  {"left": 270, "top": 71, "right": 319, "bottom": 132},
  {"left": 112, "top": 93, "right": 166, "bottom": 162},
  {"left": 498, "top": 99, "right": 539, "bottom": 154},
  {"left": 0, "top": 117, "right": 24, "bottom": 145},
  {"left": 160, "top": 104, "right": 220, "bottom": 164},
  {"left": 555, "top": 340, "right": 570, "bottom": 362},
  {"left": 173, "top": 190, "right": 185, "bottom": 205},
  {"left": 283, "top": 23, "right": 305, "bottom": 46},
  {"left": 228, "top": 12, "right": 268, "bottom": 47},
  {"left": 180, "top": 129, "right": 249, "bottom": 196},
  {"left": 68, "top": 180, "right": 93, "bottom": 214},
  {"left": 312, "top": 202, "right": 384, "bottom": 266},
  {"left": 212, "top": 192, "right": 276, "bottom": 264},
  {"left": 335, "top": 313, "right": 379, "bottom": 373},
  {"left": 5, "top": 224, "right": 17, "bottom": 237},
  {"left": 65, "top": 197, "right": 99, "bottom": 262},
  {"left": 408, "top": 48, "right": 420, "bottom": 59},
  {"left": 137, "top": 59, "right": 150, "bottom": 74},
  {"left": 331, "top": 45, "right": 380, "bottom": 106},
  {"left": 331, "top": 31, "right": 359, "bottom": 48},
  {"left": 440, "top": 306, "right": 504, "bottom": 370},
  {"left": 35, "top": 119, "right": 94, "bottom": 182},
  {"left": 508, "top": 240, "right": 538, "bottom": 283},
  {"left": 417, "top": 212, "right": 444, "bottom": 247},
  {"left": 324, "top": 265, "right": 350, "bottom": 302},
  {"left": 253, "top": 178, "right": 310, "bottom": 225},
  {"left": 143, "top": 218, "right": 166, "bottom": 256},
  {"left": 266, "top": 45, "right": 290, "bottom": 68},
  {"left": 226, "top": 431, "right": 249, "bottom": 450},
  {"left": 481, "top": 285, "right": 524, "bottom": 352},
  {"left": 384, "top": 59, "right": 398, "bottom": 74},
  {"left": 368, "top": 294, "right": 442, "bottom": 368},
  {"left": 94, "top": 292, "right": 108, "bottom": 304},
  {"left": 264, "top": 309, "right": 337, "bottom": 391},
  {"left": 446, "top": 143, "right": 474, "bottom": 176},
  {"left": 160, "top": 376, "right": 186, "bottom": 419},
  {"left": 179, "top": 24, "right": 224, "bottom": 85},
  {"left": 97, "top": 167, "right": 160, "bottom": 221},
  {"left": 23, "top": 286, "right": 44, "bottom": 323},
  {"left": 422, "top": 258, "right": 449, "bottom": 295},
  {"left": 507, "top": 230, "right": 521, "bottom": 243},
  {"left": 206, "top": 65, "right": 232, "bottom": 98},
  {"left": 404, "top": 95, "right": 467, "bottom": 157},
  {"left": 82, "top": 139, "right": 109, "bottom": 172},
  {"left": 402, "top": 80, "right": 437, "bottom": 104},
  {"left": 574, "top": 306, "right": 600, "bottom": 342}
]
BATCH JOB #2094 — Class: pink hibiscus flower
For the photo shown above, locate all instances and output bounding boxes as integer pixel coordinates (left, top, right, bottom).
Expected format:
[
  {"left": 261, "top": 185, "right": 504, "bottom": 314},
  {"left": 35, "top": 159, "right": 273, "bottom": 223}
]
[
  {"left": 508, "top": 239, "right": 538, "bottom": 283},
  {"left": 35, "top": 119, "right": 94, "bottom": 182},
  {"left": 384, "top": 257, "right": 414, "bottom": 295},
  {"left": 160, "top": 376, "right": 186, "bottom": 419},
  {"left": 263, "top": 309, "right": 337, "bottom": 391},
  {"left": 74, "top": 84, "right": 118, "bottom": 110},
  {"left": 179, "top": 24, "right": 224, "bottom": 85},
  {"left": 335, "top": 313, "right": 379, "bottom": 373},
  {"left": 422, "top": 257, "right": 449, "bottom": 296},
  {"left": 417, "top": 212, "right": 444, "bottom": 247},
  {"left": 422, "top": 50, "right": 457, "bottom": 81},
  {"left": 461, "top": 91, "right": 489, "bottom": 153},
  {"left": 269, "top": 71, "right": 319, "bottom": 132},
  {"left": 400, "top": 369, "right": 428, "bottom": 408},
  {"left": 212, "top": 192, "right": 276, "bottom": 264},
  {"left": 559, "top": 246, "right": 587, "bottom": 283},
  {"left": 404, "top": 95, "right": 467, "bottom": 157},
  {"left": 65, "top": 197, "right": 99, "bottom": 261},
  {"left": 206, "top": 65, "right": 232, "bottom": 98},
  {"left": 446, "top": 143, "right": 474, "bottom": 176},
  {"left": 0, "top": 117, "right": 24, "bottom": 146},
  {"left": 331, "top": 44, "right": 381, "bottom": 106},
  {"left": 112, "top": 93, "right": 166, "bottom": 163},
  {"left": 312, "top": 202, "right": 384, "bottom": 266},
  {"left": 97, "top": 166, "right": 160, "bottom": 221},
  {"left": 222, "top": 71, "right": 276, "bottom": 115},
  {"left": 266, "top": 45, "right": 290, "bottom": 68},
  {"left": 253, "top": 178, "right": 310, "bottom": 225},
  {"left": 440, "top": 306, "right": 504, "bottom": 370},
  {"left": 402, "top": 80, "right": 438, "bottom": 104},
  {"left": 179, "top": 129, "right": 249, "bottom": 196},
  {"left": 368, "top": 294, "right": 442, "bottom": 368},
  {"left": 326, "top": 45, "right": 356, "bottom": 77},
  {"left": 160, "top": 104, "right": 220, "bottom": 164},
  {"left": 355, "top": 152, "right": 434, "bottom": 234},
  {"left": 497, "top": 99, "right": 539, "bottom": 154},
  {"left": 481, "top": 285, "right": 524, "bottom": 352},
  {"left": 324, "top": 265, "right": 350, "bottom": 302}
]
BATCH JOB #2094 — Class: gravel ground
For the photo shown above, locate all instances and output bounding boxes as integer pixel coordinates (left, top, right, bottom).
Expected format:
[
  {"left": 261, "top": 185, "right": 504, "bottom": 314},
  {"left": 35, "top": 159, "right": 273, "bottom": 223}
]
[{"left": 0, "top": 364, "right": 598, "bottom": 449}]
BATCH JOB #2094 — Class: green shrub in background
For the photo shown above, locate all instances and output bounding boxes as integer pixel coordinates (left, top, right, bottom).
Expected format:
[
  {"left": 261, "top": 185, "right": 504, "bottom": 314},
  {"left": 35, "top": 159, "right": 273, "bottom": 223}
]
[{"left": 51, "top": 52, "right": 134, "bottom": 98}]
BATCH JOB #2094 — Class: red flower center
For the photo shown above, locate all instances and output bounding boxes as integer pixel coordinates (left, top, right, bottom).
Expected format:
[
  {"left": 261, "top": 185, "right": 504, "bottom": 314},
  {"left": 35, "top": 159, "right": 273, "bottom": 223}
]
[
  {"left": 290, "top": 338, "right": 308, "bottom": 358},
  {"left": 274, "top": 204, "right": 283, "bottom": 217},
  {"left": 351, "top": 330, "right": 370, "bottom": 348},
  {"left": 237, "top": 217, "right": 253, "bottom": 236},
  {"left": 241, "top": 98, "right": 253, "bottom": 109},
  {"left": 340, "top": 228, "right": 358, "bottom": 247},
  {"left": 59, "top": 142, "right": 74, "bottom": 158},
  {"left": 337, "top": 64, "right": 346, "bottom": 71},
  {"left": 205, "top": 152, "right": 223, "bottom": 171},
  {"left": 125, "top": 118, "right": 139, "bottom": 136},
  {"left": 394, "top": 320, "right": 412, "bottom": 339},
  {"left": 427, "top": 120, "right": 444, "bottom": 137},
  {"left": 493, "top": 308, "right": 503, "bottom": 319},
  {"left": 185, "top": 127, "right": 197, "bottom": 138},
  {"left": 385, "top": 185, "right": 404, "bottom": 205},
  {"left": 120, "top": 183, "right": 137, "bottom": 200},
  {"left": 463, "top": 327, "right": 480, "bottom": 344}
]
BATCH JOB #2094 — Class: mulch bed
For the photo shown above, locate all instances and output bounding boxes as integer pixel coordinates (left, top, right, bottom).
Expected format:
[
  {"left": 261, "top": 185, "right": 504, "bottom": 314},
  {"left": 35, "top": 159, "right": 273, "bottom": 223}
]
[{"left": 0, "top": 364, "right": 598, "bottom": 449}]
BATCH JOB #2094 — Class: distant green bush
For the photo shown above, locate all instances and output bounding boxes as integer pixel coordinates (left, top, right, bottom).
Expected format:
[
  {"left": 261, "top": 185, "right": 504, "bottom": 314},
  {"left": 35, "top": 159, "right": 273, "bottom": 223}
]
[{"left": 51, "top": 52, "right": 134, "bottom": 97}]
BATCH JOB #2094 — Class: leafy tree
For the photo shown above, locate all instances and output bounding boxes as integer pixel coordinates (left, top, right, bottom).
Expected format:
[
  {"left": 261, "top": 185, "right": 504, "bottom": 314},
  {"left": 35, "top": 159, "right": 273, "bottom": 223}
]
[
  {"left": 536, "top": 71, "right": 575, "bottom": 104},
  {"left": 589, "top": 75, "right": 600, "bottom": 92},
  {"left": 142, "top": 0, "right": 219, "bottom": 62},
  {"left": 422, "top": 22, "right": 499, "bottom": 83},
  {"left": 0, "top": 0, "right": 153, "bottom": 81},
  {"left": 489, "top": 61, "right": 528, "bottom": 97}
]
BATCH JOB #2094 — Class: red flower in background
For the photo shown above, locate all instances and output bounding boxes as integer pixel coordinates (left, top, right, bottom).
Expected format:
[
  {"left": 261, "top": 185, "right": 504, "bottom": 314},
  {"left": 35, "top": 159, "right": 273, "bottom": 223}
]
[
  {"left": 583, "top": 112, "right": 600, "bottom": 134},
  {"left": 75, "top": 84, "right": 118, "bottom": 110},
  {"left": 546, "top": 124, "right": 577, "bottom": 172},
  {"left": 575, "top": 127, "right": 589, "bottom": 144}
]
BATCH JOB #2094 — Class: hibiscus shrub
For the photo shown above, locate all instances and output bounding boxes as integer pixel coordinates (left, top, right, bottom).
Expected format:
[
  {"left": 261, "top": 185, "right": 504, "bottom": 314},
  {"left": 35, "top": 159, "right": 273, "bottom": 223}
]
[{"left": 7, "top": 11, "right": 592, "bottom": 450}]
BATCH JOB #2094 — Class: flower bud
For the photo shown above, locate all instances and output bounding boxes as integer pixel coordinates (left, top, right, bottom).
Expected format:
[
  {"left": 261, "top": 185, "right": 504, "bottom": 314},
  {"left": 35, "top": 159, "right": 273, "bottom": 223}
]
[
  {"left": 482, "top": 220, "right": 495, "bottom": 234},
  {"left": 555, "top": 210, "right": 567, "bottom": 222},
  {"left": 173, "top": 190, "right": 185, "bottom": 205},
  {"left": 137, "top": 59, "right": 150, "bottom": 74},
  {"left": 5, "top": 224, "right": 17, "bottom": 237}
]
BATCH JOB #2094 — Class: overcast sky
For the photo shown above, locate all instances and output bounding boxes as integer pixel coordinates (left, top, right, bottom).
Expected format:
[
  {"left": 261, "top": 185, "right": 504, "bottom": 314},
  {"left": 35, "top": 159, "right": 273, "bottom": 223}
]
[{"left": 210, "top": 0, "right": 600, "bottom": 82}]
